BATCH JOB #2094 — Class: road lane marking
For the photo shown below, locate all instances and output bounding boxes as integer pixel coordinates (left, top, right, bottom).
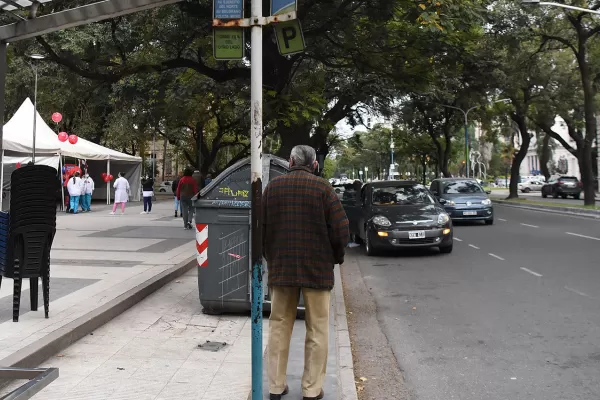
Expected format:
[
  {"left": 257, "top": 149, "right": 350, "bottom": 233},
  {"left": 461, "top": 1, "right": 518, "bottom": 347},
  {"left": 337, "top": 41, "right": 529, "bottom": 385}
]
[
  {"left": 454, "top": 238, "right": 463, "bottom": 242},
  {"left": 564, "top": 286, "right": 594, "bottom": 299},
  {"left": 489, "top": 253, "right": 505, "bottom": 261},
  {"left": 520, "top": 267, "right": 542, "bottom": 277},
  {"left": 520, "top": 223, "right": 539, "bottom": 228},
  {"left": 566, "top": 232, "right": 600, "bottom": 241},
  {"left": 468, "top": 244, "right": 480, "bottom": 249},
  {"left": 499, "top": 218, "right": 507, "bottom": 222}
]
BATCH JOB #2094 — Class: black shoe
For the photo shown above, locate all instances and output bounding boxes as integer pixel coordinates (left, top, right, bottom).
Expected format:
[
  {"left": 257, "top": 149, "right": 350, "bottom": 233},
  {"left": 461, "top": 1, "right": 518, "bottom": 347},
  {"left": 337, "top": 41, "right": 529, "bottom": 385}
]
[
  {"left": 303, "top": 389, "right": 324, "bottom": 400},
  {"left": 174, "top": 212, "right": 178, "bottom": 217},
  {"left": 270, "top": 385, "right": 289, "bottom": 400}
]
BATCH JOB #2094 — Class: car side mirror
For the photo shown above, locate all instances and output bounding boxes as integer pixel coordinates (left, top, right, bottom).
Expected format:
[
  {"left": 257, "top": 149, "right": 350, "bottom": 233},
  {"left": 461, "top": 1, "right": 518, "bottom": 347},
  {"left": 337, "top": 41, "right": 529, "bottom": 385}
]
[
  {"left": 486, "top": 190, "right": 492, "bottom": 195},
  {"left": 438, "top": 198, "right": 447, "bottom": 204}
]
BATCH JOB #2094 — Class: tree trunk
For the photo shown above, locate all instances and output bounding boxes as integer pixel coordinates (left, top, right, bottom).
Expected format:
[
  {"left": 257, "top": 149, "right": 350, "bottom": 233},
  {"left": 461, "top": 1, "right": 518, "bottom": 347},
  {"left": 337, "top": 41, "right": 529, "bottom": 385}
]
[
  {"left": 276, "top": 122, "right": 312, "bottom": 158},
  {"left": 577, "top": 37, "right": 596, "bottom": 206},
  {"left": 540, "top": 133, "right": 551, "bottom": 181},
  {"left": 508, "top": 114, "right": 530, "bottom": 199}
]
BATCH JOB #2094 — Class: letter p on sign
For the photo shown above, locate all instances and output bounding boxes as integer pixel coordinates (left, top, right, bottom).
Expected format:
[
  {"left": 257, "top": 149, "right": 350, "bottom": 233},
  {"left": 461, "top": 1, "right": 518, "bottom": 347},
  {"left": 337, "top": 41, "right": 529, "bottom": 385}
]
[{"left": 275, "top": 20, "right": 305, "bottom": 55}]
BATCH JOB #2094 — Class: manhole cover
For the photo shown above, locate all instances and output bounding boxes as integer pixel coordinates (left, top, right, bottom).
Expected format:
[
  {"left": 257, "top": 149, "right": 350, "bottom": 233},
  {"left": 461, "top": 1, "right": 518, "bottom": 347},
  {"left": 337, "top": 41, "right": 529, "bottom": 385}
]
[{"left": 198, "top": 341, "right": 227, "bottom": 352}]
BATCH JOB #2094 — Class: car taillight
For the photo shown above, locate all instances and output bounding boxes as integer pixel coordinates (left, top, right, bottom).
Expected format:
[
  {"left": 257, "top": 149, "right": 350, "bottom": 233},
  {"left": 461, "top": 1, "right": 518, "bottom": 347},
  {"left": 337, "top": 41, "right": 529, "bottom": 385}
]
[{"left": 557, "top": 181, "right": 563, "bottom": 185}]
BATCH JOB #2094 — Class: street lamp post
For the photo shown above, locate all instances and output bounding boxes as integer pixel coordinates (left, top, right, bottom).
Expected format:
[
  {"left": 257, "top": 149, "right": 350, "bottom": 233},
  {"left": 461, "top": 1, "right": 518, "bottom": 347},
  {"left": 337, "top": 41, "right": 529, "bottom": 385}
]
[
  {"left": 28, "top": 54, "right": 45, "bottom": 164},
  {"left": 365, "top": 166, "right": 369, "bottom": 182},
  {"left": 522, "top": 0, "right": 600, "bottom": 193},
  {"left": 442, "top": 99, "right": 510, "bottom": 178}
]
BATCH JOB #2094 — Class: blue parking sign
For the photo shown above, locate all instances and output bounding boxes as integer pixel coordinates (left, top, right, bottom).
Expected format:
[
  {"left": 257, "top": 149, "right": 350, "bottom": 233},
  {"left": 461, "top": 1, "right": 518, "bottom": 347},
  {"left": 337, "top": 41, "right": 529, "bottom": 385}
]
[
  {"left": 271, "top": 0, "right": 296, "bottom": 15},
  {"left": 214, "top": 0, "right": 244, "bottom": 19}
]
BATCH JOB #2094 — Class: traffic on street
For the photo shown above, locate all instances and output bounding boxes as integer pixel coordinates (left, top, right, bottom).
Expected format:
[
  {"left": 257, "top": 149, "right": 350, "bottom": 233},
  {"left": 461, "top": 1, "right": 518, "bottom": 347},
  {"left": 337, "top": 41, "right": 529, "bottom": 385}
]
[{"left": 342, "top": 202, "right": 600, "bottom": 400}]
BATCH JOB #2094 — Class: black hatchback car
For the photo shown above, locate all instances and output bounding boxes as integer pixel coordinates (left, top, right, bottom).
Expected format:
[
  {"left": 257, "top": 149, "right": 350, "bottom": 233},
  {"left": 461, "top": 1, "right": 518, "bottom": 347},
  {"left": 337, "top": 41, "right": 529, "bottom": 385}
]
[
  {"left": 342, "top": 181, "right": 453, "bottom": 256},
  {"left": 429, "top": 178, "right": 494, "bottom": 225}
]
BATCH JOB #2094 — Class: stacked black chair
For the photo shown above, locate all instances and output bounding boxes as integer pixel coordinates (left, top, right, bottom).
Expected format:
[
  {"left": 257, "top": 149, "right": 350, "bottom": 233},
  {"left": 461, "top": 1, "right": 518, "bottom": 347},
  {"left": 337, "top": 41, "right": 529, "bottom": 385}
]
[{"left": 0, "top": 165, "right": 58, "bottom": 322}]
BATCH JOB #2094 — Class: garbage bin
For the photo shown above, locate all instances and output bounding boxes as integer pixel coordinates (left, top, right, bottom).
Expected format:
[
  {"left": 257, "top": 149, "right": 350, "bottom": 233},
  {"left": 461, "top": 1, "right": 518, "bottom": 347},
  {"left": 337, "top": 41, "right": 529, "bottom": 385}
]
[{"left": 194, "top": 154, "right": 305, "bottom": 315}]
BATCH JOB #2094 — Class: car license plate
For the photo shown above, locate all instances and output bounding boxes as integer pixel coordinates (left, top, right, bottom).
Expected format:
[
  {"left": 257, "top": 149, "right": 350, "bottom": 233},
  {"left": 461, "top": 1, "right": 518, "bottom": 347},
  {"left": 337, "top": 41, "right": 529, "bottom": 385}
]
[
  {"left": 408, "top": 231, "right": 425, "bottom": 239},
  {"left": 463, "top": 211, "right": 477, "bottom": 216}
]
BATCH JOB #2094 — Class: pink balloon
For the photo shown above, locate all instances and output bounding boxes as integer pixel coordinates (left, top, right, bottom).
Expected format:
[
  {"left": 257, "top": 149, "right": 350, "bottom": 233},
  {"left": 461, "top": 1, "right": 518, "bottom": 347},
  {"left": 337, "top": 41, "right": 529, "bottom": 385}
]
[
  {"left": 51, "top": 112, "right": 62, "bottom": 123},
  {"left": 101, "top": 172, "right": 107, "bottom": 179},
  {"left": 58, "top": 132, "right": 68, "bottom": 142},
  {"left": 108, "top": 174, "right": 114, "bottom": 181},
  {"left": 68, "top": 135, "right": 78, "bottom": 145}
]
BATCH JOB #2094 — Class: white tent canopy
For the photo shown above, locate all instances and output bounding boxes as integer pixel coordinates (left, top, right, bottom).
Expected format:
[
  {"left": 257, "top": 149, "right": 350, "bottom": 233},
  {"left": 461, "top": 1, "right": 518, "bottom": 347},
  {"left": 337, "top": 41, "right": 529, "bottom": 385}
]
[
  {"left": 4, "top": 98, "right": 141, "bottom": 162},
  {"left": 1, "top": 99, "right": 143, "bottom": 207}
]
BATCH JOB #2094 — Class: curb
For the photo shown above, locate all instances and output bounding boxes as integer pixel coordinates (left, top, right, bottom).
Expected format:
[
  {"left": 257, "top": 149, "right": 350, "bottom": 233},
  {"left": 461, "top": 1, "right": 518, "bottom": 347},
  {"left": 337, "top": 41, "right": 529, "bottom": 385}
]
[
  {"left": 492, "top": 199, "right": 600, "bottom": 219},
  {"left": 334, "top": 265, "right": 359, "bottom": 400},
  {"left": 0, "top": 256, "right": 197, "bottom": 369}
]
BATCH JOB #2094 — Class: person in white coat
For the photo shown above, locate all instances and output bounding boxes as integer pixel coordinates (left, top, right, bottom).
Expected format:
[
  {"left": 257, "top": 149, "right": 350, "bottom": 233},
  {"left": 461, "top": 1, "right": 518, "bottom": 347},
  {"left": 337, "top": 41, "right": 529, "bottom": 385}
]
[
  {"left": 111, "top": 172, "right": 130, "bottom": 215},
  {"left": 81, "top": 174, "right": 95, "bottom": 212},
  {"left": 66, "top": 172, "right": 83, "bottom": 214}
]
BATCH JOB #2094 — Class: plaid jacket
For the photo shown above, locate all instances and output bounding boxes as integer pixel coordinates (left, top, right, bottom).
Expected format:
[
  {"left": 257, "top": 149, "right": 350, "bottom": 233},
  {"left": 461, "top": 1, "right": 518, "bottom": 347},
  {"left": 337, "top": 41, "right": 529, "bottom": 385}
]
[{"left": 262, "top": 167, "right": 350, "bottom": 290}]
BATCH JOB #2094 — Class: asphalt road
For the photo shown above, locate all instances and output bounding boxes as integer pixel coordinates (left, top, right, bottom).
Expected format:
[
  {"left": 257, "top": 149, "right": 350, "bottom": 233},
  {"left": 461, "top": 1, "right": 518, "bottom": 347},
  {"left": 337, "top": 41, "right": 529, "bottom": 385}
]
[{"left": 343, "top": 204, "right": 600, "bottom": 400}]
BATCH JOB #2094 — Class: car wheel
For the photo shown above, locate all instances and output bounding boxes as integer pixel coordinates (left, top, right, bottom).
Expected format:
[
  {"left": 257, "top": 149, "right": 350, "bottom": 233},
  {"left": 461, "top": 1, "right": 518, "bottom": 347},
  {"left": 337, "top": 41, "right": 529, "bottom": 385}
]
[
  {"left": 439, "top": 244, "right": 453, "bottom": 254},
  {"left": 552, "top": 191, "right": 559, "bottom": 199},
  {"left": 485, "top": 219, "right": 494, "bottom": 225},
  {"left": 364, "top": 228, "right": 379, "bottom": 256},
  {"left": 574, "top": 193, "right": 581, "bottom": 200},
  {"left": 542, "top": 192, "right": 547, "bottom": 198},
  {"left": 159, "top": 189, "right": 166, "bottom": 192},
  {"left": 561, "top": 194, "right": 568, "bottom": 199},
  {"left": 523, "top": 187, "right": 531, "bottom": 193},
  {"left": 350, "top": 233, "right": 363, "bottom": 245}
]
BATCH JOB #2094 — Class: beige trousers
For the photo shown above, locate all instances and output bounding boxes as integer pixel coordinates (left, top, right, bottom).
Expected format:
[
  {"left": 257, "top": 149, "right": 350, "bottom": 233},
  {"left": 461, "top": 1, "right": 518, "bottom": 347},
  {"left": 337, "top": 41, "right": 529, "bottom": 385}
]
[{"left": 268, "top": 286, "right": 330, "bottom": 398}]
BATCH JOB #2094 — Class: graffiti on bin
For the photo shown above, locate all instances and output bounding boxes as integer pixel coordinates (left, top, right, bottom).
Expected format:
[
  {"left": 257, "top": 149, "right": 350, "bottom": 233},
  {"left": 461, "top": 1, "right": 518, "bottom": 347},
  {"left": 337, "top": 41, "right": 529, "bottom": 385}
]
[
  {"left": 211, "top": 200, "right": 251, "bottom": 208},
  {"left": 218, "top": 187, "right": 249, "bottom": 198}
]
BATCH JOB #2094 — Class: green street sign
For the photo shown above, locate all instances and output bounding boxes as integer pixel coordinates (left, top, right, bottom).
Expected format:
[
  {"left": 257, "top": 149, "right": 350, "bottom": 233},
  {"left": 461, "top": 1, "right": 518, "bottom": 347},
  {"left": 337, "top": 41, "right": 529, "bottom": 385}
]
[
  {"left": 274, "top": 20, "right": 305, "bottom": 56},
  {"left": 213, "top": 28, "right": 244, "bottom": 60}
]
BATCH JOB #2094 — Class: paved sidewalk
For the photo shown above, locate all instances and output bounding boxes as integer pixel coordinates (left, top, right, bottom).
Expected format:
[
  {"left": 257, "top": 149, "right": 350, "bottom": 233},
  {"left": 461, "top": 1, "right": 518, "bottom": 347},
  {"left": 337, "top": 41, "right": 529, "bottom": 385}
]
[
  {"left": 0, "top": 200, "right": 196, "bottom": 366},
  {"left": 28, "top": 270, "right": 267, "bottom": 400}
]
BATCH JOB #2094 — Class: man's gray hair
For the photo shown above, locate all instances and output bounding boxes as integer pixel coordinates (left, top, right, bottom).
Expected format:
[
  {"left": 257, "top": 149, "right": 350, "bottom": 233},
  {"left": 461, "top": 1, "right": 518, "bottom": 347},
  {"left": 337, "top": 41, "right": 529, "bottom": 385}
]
[{"left": 290, "top": 145, "right": 317, "bottom": 167}]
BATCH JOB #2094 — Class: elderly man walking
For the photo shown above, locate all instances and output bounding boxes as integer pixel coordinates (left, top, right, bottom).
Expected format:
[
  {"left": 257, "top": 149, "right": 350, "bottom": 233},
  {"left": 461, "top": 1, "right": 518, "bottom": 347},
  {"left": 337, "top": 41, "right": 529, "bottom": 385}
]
[{"left": 262, "top": 145, "right": 350, "bottom": 400}]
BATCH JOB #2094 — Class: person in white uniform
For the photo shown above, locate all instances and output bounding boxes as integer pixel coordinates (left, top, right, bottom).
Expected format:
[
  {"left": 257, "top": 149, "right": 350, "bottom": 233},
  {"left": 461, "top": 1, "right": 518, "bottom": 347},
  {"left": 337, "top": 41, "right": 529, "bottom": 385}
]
[
  {"left": 111, "top": 172, "right": 130, "bottom": 215},
  {"left": 66, "top": 171, "right": 83, "bottom": 214},
  {"left": 81, "top": 173, "right": 95, "bottom": 212}
]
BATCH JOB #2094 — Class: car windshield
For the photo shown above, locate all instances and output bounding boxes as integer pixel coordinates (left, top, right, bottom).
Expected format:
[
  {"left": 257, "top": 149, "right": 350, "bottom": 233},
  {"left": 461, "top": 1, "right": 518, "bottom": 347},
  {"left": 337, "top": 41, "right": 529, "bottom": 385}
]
[
  {"left": 560, "top": 177, "right": 577, "bottom": 182},
  {"left": 442, "top": 180, "right": 484, "bottom": 194},
  {"left": 372, "top": 184, "right": 434, "bottom": 206}
]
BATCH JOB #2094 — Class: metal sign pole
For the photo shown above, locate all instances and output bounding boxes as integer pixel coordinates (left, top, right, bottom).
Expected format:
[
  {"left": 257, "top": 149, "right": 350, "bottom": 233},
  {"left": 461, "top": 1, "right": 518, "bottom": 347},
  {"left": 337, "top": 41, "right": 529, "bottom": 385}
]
[{"left": 250, "top": 0, "right": 264, "bottom": 397}]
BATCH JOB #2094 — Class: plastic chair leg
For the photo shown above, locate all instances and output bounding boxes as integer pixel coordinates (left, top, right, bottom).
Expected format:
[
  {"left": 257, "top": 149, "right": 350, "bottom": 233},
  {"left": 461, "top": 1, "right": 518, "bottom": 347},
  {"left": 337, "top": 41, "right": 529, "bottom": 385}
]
[
  {"left": 30, "top": 277, "right": 38, "bottom": 311},
  {"left": 42, "top": 268, "right": 50, "bottom": 319},
  {"left": 13, "top": 260, "right": 21, "bottom": 322}
]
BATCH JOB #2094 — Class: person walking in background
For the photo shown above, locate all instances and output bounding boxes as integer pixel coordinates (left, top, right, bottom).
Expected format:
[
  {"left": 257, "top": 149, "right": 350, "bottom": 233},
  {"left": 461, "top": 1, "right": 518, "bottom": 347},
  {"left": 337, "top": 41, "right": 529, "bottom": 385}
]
[
  {"left": 66, "top": 171, "right": 83, "bottom": 214},
  {"left": 192, "top": 169, "right": 203, "bottom": 189},
  {"left": 176, "top": 168, "right": 198, "bottom": 230},
  {"left": 81, "top": 173, "right": 94, "bottom": 212},
  {"left": 262, "top": 145, "right": 349, "bottom": 400},
  {"left": 141, "top": 175, "right": 155, "bottom": 214},
  {"left": 111, "top": 172, "right": 130, "bottom": 215},
  {"left": 204, "top": 174, "right": 213, "bottom": 186},
  {"left": 172, "top": 172, "right": 182, "bottom": 217}
]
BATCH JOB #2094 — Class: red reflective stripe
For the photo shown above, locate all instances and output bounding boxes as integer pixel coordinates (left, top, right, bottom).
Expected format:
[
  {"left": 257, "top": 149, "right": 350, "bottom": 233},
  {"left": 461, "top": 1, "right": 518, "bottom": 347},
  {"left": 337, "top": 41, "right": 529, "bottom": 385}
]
[
  {"left": 196, "top": 223, "right": 207, "bottom": 232},
  {"left": 197, "top": 239, "right": 208, "bottom": 255},
  {"left": 199, "top": 259, "right": 208, "bottom": 267}
]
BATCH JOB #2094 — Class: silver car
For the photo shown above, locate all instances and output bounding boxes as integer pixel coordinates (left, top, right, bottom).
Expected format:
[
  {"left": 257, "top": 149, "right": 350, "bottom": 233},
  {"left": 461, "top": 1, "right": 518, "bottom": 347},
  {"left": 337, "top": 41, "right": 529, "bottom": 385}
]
[{"left": 518, "top": 179, "right": 545, "bottom": 193}]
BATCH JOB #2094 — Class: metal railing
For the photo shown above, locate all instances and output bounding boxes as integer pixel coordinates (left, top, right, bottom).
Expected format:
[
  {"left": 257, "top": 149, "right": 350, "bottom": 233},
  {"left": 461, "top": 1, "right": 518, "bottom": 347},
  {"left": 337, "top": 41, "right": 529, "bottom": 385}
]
[{"left": 0, "top": 368, "right": 58, "bottom": 400}]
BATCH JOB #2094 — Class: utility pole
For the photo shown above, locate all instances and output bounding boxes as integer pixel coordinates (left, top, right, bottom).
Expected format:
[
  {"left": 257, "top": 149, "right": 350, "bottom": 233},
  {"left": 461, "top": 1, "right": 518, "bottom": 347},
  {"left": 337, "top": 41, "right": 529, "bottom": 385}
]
[{"left": 249, "top": 0, "right": 264, "bottom": 397}]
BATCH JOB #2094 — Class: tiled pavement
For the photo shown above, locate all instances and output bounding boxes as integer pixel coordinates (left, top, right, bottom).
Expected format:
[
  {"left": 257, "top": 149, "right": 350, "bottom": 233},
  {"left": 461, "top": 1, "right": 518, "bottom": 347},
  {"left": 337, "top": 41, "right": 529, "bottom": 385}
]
[
  {"left": 31, "top": 270, "right": 267, "bottom": 400},
  {"left": 0, "top": 200, "right": 196, "bottom": 363}
]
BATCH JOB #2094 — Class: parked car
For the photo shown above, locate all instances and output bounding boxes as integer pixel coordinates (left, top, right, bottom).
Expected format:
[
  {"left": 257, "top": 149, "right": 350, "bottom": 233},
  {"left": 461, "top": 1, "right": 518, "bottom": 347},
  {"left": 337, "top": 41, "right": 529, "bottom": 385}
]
[
  {"left": 429, "top": 178, "right": 494, "bottom": 225},
  {"left": 541, "top": 176, "right": 582, "bottom": 199},
  {"left": 341, "top": 181, "right": 453, "bottom": 256},
  {"left": 518, "top": 178, "right": 545, "bottom": 193},
  {"left": 157, "top": 181, "right": 173, "bottom": 193}
]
